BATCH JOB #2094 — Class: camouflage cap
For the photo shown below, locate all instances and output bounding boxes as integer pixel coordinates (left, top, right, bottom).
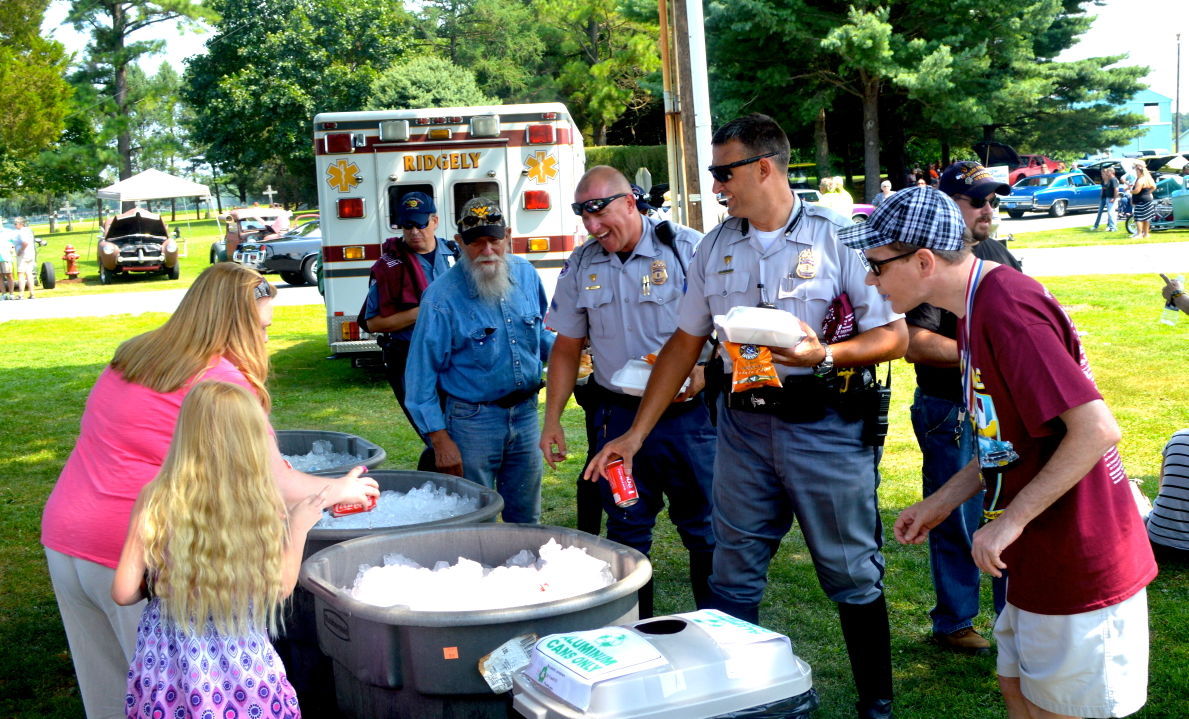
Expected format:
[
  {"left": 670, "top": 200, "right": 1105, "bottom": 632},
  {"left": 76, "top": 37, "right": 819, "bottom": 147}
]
[{"left": 457, "top": 197, "right": 506, "bottom": 244}]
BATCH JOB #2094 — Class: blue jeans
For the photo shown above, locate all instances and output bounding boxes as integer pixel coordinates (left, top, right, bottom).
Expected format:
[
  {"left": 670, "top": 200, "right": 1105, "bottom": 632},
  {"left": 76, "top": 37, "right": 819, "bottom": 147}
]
[
  {"left": 910, "top": 389, "right": 1006, "bottom": 634},
  {"left": 445, "top": 395, "right": 542, "bottom": 523},
  {"left": 1091, "top": 196, "right": 1117, "bottom": 231},
  {"left": 710, "top": 401, "right": 885, "bottom": 607}
]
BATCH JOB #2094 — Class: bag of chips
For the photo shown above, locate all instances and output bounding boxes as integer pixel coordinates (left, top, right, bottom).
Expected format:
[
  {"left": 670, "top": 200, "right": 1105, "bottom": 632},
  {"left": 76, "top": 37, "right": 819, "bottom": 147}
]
[{"left": 723, "top": 341, "right": 783, "bottom": 392}]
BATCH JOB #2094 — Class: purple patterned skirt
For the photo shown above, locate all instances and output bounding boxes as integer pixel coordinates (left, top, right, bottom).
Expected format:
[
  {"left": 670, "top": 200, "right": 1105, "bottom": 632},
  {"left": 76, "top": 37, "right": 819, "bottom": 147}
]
[{"left": 125, "top": 598, "right": 301, "bottom": 719}]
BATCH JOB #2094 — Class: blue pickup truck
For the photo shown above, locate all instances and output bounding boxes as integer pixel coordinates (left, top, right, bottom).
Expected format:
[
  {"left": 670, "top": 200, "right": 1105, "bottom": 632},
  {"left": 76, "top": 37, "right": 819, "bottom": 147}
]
[{"left": 1001, "top": 171, "right": 1101, "bottom": 218}]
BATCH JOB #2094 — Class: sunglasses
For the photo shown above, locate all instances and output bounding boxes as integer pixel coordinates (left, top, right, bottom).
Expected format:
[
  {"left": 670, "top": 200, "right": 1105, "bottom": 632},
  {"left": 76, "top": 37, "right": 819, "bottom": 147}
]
[
  {"left": 707, "top": 152, "right": 779, "bottom": 183},
  {"left": 957, "top": 194, "right": 1000, "bottom": 210},
  {"left": 865, "top": 249, "right": 920, "bottom": 277},
  {"left": 571, "top": 193, "right": 627, "bottom": 216},
  {"left": 399, "top": 220, "right": 429, "bottom": 230},
  {"left": 459, "top": 211, "right": 503, "bottom": 228}
]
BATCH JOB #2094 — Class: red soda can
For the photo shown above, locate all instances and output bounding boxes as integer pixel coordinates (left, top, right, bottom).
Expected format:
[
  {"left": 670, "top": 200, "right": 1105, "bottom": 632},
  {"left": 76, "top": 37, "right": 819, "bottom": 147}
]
[
  {"left": 330, "top": 494, "right": 377, "bottom": 518},
  {"left": 605, "top": 459, "right": 639, "bottom": 508}
]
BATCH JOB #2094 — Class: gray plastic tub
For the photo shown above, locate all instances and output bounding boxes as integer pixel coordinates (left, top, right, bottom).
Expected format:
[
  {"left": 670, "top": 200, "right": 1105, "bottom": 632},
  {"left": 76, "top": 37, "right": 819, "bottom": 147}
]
[
  {"left": 298, "top": 524, "right": 651, "bottom": 718},
  {"left": 275, "top": 429, "right": 386, "bottom": 476},
  {"left": 304, "top": 470, "right": 504, "bottom": 557},
  {"left": 280, "top": 470, "right": 501, "bottom": 715}
]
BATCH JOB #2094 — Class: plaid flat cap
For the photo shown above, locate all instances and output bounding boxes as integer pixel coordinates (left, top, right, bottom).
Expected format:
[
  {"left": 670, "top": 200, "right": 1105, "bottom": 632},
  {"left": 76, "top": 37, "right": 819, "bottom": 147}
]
[{"left": 838, "top": 186, "right": 966, "bottom": 252}]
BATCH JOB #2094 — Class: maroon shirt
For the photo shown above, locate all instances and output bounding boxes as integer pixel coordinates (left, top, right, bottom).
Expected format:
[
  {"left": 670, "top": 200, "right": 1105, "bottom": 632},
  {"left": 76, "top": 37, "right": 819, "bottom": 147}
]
[{"left": 959, "top": 266, "right": 1156, "bottom": 615}]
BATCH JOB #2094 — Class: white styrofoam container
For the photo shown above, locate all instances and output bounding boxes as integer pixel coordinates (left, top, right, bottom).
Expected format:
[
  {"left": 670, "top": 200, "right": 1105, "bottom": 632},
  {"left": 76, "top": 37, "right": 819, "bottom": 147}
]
[
  {"left": 713, "top": 307, "right": 806, "bottom": 347},
  {"left": 610, "top": 359, "right": 689, "bottom": 398}
]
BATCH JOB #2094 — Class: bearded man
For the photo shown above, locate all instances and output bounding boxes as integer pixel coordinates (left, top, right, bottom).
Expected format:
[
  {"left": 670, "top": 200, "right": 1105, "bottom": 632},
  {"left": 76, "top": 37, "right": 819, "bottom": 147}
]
[{"left": 404, "top": 197, "right": 555, "bottom": 523}]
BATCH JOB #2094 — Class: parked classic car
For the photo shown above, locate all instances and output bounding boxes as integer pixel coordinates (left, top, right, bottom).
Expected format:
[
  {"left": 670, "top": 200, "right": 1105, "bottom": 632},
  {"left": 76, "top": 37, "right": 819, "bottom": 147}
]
[
  {"left": 973, "top": 141, "right": 1062, "bottom": 186},
  {"left": 1001, "top": 171, "right": 1101, "bottom": 218},
  {"left": 210, "top": 207, "right": 293, "bottom": 263},
  {"left": 97, "top": 207, "right": 179, "bottom": 284},
  {"left": 234, "top": 219, "right": 322, "bottom": 286},
  {"left": 791, "top": 188, "right": 874, "bottom": 223}
]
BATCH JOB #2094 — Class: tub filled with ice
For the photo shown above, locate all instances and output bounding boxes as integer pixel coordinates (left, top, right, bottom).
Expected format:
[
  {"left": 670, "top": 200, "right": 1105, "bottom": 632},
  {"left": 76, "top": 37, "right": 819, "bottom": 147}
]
[
  {"left": 304, "top": 470, "right": 503, "bottom": 557},
  {"left": 349, "top": 539, "right": 615, "bottom": 610},
  {"left": 298, "top": 524, "right": 651, "bottom": 703},
  {"left": 276, "top": 429, "right": 386, "bottom": 476}
]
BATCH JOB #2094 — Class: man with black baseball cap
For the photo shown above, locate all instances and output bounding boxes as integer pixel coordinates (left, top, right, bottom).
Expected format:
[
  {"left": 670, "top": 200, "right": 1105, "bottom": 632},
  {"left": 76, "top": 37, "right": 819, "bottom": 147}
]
[
  {"left": 843, "top": 186, "right": 1155, "bottom": 719},
  {"left": 404, "top": 197, "right": 554, "bottom": 523},
  {"left": 902, "top": 163, "right": 1021, "bottom": 653}
]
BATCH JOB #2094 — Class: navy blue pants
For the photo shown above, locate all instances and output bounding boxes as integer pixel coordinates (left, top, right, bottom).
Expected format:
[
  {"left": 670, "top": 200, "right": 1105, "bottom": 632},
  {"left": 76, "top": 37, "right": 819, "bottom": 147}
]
[
  {"left": 586, "top": 396, "right": 716, "bottom": 558},
  {"left": 910, "top": 389, "right": 1007, "bottom": 634}
]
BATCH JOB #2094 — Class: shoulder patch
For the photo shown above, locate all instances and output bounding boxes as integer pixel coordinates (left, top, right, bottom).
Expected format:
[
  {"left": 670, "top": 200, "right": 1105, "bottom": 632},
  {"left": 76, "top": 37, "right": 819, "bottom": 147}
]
[{"left": 559, "top": 259, "right": 571, "bottom": 279}]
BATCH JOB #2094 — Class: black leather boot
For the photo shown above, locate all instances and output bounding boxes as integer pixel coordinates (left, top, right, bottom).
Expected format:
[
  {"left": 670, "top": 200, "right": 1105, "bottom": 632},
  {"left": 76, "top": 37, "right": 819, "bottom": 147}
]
[
  {"left": 837, "top": 594, "right": 894, "bottom": 719},
  {"left": 689, "top": 550, "right": 715, "bottom": 609},
  {"left": 636, "top": 577, "right": 654, "bottom": 619}
]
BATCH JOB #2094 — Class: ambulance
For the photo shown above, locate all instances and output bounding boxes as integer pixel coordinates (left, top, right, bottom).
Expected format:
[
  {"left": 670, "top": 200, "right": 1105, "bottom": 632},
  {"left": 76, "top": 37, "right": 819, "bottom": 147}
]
[{"left": 313, "top": 102, "right": 586, "bottom": 364}]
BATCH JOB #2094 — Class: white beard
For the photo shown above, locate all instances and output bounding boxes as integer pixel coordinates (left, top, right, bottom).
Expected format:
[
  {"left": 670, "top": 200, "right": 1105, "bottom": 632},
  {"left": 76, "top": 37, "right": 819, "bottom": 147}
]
[{"left": 462, "top": 252, "right": 511, "bottom": 303}]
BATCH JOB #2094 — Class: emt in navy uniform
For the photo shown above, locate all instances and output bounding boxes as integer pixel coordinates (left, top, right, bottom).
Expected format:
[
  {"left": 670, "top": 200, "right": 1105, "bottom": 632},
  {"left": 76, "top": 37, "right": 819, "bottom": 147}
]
[
  {"left": 586, "top": 114, "right": 907, "bottom": 719},
  {"left": 541, "top": 166, "right": 716, "bottom": 618},
  {"left": 361, "top": 191, "right": 459, "bottom": 470},
  {"left": 405, "top": 197, "right": 554, "bottom": 523}
]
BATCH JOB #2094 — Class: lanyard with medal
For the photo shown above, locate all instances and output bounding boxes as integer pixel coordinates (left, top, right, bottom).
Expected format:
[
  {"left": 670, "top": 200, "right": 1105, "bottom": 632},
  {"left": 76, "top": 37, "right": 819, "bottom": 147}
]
[{"left": 961, "top": 259, "right": 1018, "bottom": 521}]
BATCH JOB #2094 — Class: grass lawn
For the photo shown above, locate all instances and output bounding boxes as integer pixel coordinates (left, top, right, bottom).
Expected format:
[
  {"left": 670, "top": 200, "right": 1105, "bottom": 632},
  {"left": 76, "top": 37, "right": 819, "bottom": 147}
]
[
  {"left": 1, "top": 275, "right": 1186, "bottom": 717},
  {"left": 1001, "top": 220, "right": 1189, "bottom": 249},
  {"left": 21, "top": 216, "right": 224, "bottom": 297}
]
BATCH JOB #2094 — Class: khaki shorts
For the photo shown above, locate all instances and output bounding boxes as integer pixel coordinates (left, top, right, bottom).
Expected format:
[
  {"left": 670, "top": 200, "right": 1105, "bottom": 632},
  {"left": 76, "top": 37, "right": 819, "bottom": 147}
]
[{"left": 996, "top": 589, "right": 1148, "bottom": 717}]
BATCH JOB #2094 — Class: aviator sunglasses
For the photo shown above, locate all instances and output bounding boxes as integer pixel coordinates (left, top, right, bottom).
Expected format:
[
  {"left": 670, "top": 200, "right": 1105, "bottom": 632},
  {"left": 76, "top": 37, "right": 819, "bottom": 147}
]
[
  {"left": 571, "top": 193, "right": 627, "bottom": 216},
  {"left": 707, "top": 151, "right": 779, "bottom": 183},
  {"left": 957, "top": 194, "right": 1000, "bottom": 210}
]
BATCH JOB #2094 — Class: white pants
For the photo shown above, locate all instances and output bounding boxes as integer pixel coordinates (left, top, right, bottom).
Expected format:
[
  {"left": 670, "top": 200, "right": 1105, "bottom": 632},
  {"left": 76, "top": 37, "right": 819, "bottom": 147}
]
[
  {"left": 45, "top": 547, "right": 146, "bottom": 719},
  {"left": 996, "top": 589, "right": 1149, "bottom": 718}
]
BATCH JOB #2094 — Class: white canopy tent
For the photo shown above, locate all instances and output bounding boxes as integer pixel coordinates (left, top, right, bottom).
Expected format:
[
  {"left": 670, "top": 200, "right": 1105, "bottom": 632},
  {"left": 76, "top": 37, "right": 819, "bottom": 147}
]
[
  {"left": 95, "top": 170, "right": 214, "bottom": 258},
  {"left": 96, "top": 168, "right": 211, "bottom": 204}
]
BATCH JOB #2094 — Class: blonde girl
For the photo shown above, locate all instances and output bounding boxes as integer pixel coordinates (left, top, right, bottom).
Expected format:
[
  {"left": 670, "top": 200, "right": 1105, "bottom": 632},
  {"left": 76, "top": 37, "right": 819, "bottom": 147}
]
[
  {"left": 113, "top": 381, "right": 326, "bottom": 719},
  {"left": 42, "top": 262, "right": 377, "bottom": 718}
]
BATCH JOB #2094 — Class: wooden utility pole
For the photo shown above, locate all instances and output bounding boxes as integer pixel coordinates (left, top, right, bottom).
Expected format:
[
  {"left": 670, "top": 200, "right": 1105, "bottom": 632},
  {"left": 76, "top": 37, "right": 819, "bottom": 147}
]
[{"left": 659, "top": 0, "right": 714, "bottom": 232}]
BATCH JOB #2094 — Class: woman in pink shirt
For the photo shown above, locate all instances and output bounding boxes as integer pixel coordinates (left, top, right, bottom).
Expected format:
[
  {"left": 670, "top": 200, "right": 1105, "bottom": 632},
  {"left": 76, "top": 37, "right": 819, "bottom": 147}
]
[{"left": 41, "top": 262, "right": 378, "bottom": 719}]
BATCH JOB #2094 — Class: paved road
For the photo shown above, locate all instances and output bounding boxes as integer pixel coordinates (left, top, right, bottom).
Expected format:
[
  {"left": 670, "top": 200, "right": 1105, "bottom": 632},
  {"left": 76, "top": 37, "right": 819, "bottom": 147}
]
[
  {"left": 997, "top": 208, "right": 1100, "bottom": 235},
  {"left": 4, "top": 243, "right": 1188, "bottom": 322}
]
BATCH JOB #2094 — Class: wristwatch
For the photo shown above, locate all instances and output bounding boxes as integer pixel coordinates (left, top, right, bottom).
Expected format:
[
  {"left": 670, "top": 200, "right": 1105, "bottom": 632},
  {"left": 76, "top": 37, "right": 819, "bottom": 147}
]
[{"left": 813, "top": 344, "right": 834, "bottom": 377}]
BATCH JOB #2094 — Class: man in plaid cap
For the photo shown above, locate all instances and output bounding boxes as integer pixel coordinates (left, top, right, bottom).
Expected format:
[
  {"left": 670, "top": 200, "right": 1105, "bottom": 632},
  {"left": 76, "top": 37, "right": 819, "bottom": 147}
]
[
  {"left": 846, "top": 186, "right": 1155, "bottom": 719},
  {"left": 586, "top": 113, "right": 906, "bottom": 719},
  {"left": 361, "top": 191, "right": 459, "bottom": 471},
  {"left": 405, "top": 197, "right": 554, "bottom": 523},
  {"left": 902, "top": 162, "right": 1022, "bottom": 654}
]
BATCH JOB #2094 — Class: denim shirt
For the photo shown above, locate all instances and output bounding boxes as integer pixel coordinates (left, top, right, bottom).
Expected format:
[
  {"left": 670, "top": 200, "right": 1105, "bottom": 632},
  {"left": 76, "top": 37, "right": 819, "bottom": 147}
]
[{"left": 405, "top": 254, "right": 555, "bottom": 434}]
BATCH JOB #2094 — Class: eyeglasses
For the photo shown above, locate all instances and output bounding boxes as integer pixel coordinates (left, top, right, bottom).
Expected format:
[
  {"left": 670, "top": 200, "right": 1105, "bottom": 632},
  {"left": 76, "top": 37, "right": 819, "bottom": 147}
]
[
  {"left": 571, "top": 193, "right": 627, "bottom": 216},
  {"left": 399, "top": 220, "right": 429, "bottom": 230},
  {"left": 956, "top": 194, "right": 1000, "bottom": 210},
  {"left": 459, "top": 211, "right": 503, "bottom": 228},
  {"left": 707, "top": 152, "right": 779, "bottom": 183},
  {"left": 865, "top": 249, "right": 920, "bottom": 276}
]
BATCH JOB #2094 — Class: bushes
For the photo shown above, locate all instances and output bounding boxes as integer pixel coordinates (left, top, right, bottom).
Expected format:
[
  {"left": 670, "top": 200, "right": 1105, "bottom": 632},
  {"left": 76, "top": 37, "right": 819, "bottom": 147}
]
[{"left": 585, "top": 146, "right": 668, "bottom": 186}]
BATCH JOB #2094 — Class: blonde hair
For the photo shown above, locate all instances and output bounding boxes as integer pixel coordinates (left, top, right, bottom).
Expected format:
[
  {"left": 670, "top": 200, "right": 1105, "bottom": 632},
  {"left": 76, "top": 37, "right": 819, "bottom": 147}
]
[
  {"left": 819, "top": 176, "right": 836, "bottom": 193},
  {"left": 111, "top": 263, "right": 276, "bottom": 410},
  {"left": 138, "top": 381, "right": 289, "bottom": 637}
]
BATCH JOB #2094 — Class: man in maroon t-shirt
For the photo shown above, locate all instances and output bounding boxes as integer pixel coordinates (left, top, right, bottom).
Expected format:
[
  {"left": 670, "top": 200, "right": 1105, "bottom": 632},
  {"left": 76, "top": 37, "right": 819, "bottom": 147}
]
[{"left": 840, "top": 186, "right": 1156, "bottom": 719}]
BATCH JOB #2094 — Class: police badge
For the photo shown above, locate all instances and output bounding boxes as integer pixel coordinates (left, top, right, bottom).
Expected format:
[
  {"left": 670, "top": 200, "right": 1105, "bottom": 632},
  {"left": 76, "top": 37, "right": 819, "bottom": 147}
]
[{"left": 650, "top": 259, "right": 668, "bottom": 285}]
